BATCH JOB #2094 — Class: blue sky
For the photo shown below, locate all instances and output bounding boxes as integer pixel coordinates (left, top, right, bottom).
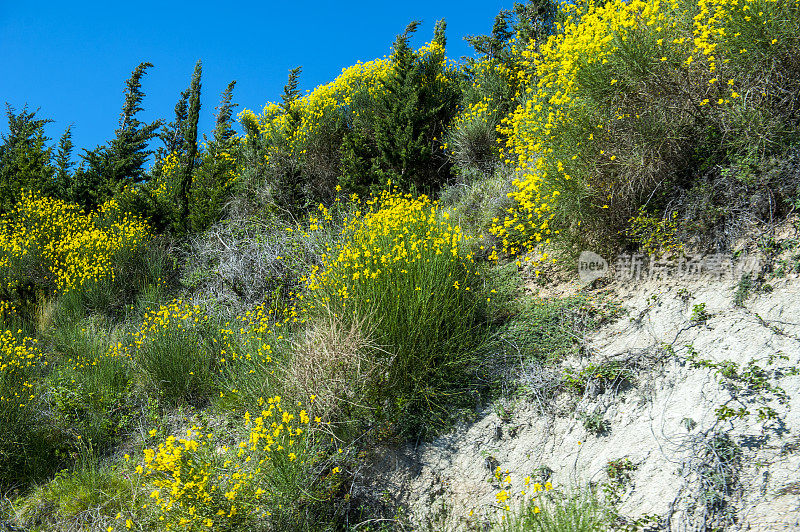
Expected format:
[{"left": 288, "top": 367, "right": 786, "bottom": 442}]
[{"left": 0, "top": 1, "right": 510, "bottom": 162}]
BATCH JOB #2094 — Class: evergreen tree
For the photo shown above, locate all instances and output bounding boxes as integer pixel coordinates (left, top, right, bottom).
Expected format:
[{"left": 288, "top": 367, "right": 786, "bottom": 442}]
[
  {"left": 281, "top": 66, "right": 302, "bottom": 116},
  {"left": 178, "top": 60, "right": 202, "bottom": 231},
  {"left": 75, "top": 62, "right": 162, "bottom": 209},
  {"left": 0, "top": 105, "right": 54, "bottom": 212},
  {"left": 70, "top": 146, "right": 111, "bottom": 209},
  {"left": 212, "top": 80, "right": 238, "bottom": 147},
  {"left": 153, "top": 88, "right": 190, "bottom": 175},
  {"left": 341, "top": 20, "right": 459, "bottom": 194},
  {"left": 272, "top": 67, "right": 306, "bottom": 212},
  {"left": 465, "top": 0, "right": 558, "bottom": 62},
  {"left": 53, "top": 125, "right": 74, "bottom": 198},
  {"left": 190, "top": 80, "right": 239, "bottom": 230},
  {"left": 108, "top": 62, "right": 163, "bottom": 186}
]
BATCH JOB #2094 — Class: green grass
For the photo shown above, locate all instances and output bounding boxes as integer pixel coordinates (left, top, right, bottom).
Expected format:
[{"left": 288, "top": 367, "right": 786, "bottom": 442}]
[
  {"left": 492, "top": 488, "right": 607, "bottom": 532},
  {"left": 304, "top": 195, "right": 492, "bottom": 438},
  {"left": 12, "top": 463, "right": 138, "bottom": 532}
]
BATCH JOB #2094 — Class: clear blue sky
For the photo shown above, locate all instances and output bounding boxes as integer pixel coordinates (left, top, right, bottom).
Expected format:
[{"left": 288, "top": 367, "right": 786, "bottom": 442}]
[{"left": 0, "top": 1, "right": 510, "bottom": 162}]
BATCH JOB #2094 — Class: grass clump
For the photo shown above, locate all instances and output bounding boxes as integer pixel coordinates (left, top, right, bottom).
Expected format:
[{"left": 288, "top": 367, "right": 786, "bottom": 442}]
[
  {"left": 302, "top": 189, "right": 490, "bottom": 437},
  {"left": 487, "top": 476, "right": 606, "bottom": 532},
  {"left": 112, "top": 300, "right": 221, "bottom": 405},
  {"left": 0, "top": 328, "right": 57, "bottom": 487},
  {"left": 13, "top": 464, "right": 137, "bottom": 531}
]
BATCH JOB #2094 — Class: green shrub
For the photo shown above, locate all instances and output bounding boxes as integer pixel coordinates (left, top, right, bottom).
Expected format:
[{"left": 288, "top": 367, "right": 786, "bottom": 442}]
[
  {"left": 115, "top": 300, "right": 221, "bottom": 405},
  {"left": 303, "top": 191, "right": 489, "bottom": 437}
]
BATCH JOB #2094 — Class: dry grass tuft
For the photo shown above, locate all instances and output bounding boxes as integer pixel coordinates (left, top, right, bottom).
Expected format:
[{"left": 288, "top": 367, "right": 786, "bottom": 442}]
[{"left": 286, "top": 314, "right": 392, "bottom": 425}]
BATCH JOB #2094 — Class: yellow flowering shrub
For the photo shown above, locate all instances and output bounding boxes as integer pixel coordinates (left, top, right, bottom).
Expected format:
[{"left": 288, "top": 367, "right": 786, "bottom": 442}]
[
  {"left": 239, "top": 58, "right": 391, "bottom": 167},
  {"left": 301, "top": 189, "right": 488, "bottom": 436},
  {"left": 491, "top": 0, "right": 800, "bottom": 258},
  {"left": 0, "top": 192, "right": 151, "bottom": 298},
  {"left": 446, "top": 58, "right": 524, "bottom": 170},
  {"left": 130, "top": 396, "right": 331, "bottom": 530}
]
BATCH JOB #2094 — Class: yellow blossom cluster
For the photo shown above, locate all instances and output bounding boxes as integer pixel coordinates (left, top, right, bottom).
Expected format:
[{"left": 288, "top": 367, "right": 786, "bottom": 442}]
[
  {"left": 150, "top": 152, "right": 183, "bottom": 203},
  {"left": 475, "top": 469, "right": 554, "bottom": 523},
  {"left": 134, "top": 395, "right": 322, "bottom": 530},
  {"left": 0, "top": 192, "right": 151, "bottom": 295},
  {"left": 147, "top": 147, "right": 239, "bottom": 208},
  {"left": 239, "top": 58, "right": 391, "bottom": 164},
  {"left": 492, "top": 0, "right": 794, "bottom": 257},
  {"left": 302, "top": 189, "right": 476, "bottom": 310},
  {"left": 0, "top": 300, "right": 15, "bottom": 324},
  {"left": 0, "top": 329, "right": 43, "bottom": 411},
  {"left": 446, "top": 58, "right": 523, "bottom": 154}
]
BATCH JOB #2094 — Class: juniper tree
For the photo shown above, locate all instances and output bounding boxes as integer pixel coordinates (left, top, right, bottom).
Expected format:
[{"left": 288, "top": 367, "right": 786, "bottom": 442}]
[
  {"left": 274, "top": 67, "right": 306, "bottom": 212},
  {"left": 465, "top": 0, "right": 559, "bottom": 62},
  {"left": 75, "top": 62, "right": 163, "bottom": 209},
  {"left": 177, "top": 60, "right": 202, "bottom": 232},
  {"left": 0, "top": 105, "right": 54, "bottom": 212},
  {"left": 281, "top": 66, "right": 302, "bottom": 116}
]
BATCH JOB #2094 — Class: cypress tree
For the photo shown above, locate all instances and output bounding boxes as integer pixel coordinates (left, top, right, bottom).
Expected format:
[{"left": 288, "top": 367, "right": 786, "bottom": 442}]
[
  {"left": 0, "top": 105, "right": 54, "bottom": 212},
  {"left": 365, "top": 20, "right": 459, "bottom": 193},
  {"left": 76, "top": 62, "right": 163, "bottom": 209},
  {"left": 154, "top": 88, "right": 190, "bottom": 175},
  {"left": 53, "top": 125, "right": 74, "bottom": 199},
  {"left": 108, "top": 62, "right": 163, "bottom": 186},
  {"left": 178, "top": 60, "right": 202, "bottom": 231},
  {"left": 190, "top": 80, "right": 239, "bottom": 230},
  {"left": 212, "top": 80, "right": 238, "bottom": 147}
]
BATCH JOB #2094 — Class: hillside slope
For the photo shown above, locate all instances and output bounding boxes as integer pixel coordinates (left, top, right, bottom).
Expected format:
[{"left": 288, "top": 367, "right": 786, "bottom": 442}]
[{"left": 358, "top": 233, "right": 800, "bottom": 531}]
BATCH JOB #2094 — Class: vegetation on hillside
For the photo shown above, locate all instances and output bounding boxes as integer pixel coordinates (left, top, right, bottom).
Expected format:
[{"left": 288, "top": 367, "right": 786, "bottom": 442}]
[{"left": 0, "top": 0, "right": 798, "bottom": 529}]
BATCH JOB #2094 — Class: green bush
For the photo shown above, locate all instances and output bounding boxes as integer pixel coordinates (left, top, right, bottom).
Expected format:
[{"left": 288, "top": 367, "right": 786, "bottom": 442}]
[
  {"left": 116, "top": 300, "right": 220, "bottom": 405},
  {"left": 303, "top": 191, "right": 489, "bottom": 437}
]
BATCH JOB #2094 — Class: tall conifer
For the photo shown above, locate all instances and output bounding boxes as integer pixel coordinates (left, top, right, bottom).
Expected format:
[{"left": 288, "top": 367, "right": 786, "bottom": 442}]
[
  {"left": 75, "top": 62, "right": 162, "bottom": 209},
  {"left": 0, "top": 105, "right": 54, "bottom": 212},
  {"left": 53, "top": 125, "right": 74, "bottom": 198},
  {"left": 178, "top": 60, "right": 202, "bottom": 231}
]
